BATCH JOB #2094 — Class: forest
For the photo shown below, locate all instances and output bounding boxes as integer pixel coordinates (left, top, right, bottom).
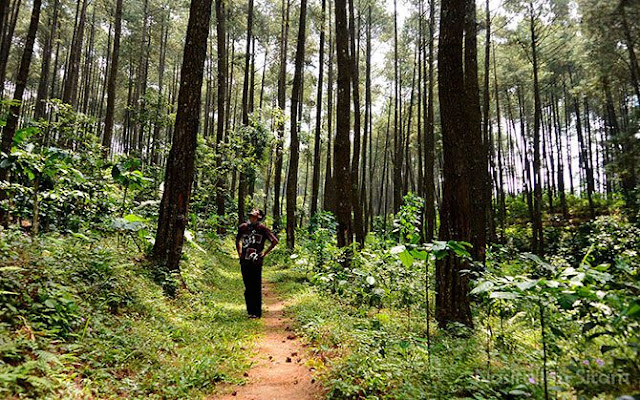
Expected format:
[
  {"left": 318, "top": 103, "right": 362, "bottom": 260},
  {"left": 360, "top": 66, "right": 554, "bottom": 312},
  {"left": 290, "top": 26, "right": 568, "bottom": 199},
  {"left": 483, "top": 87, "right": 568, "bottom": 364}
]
[{"left": 0, "top": 0, "right": 639, "bottom": 398}]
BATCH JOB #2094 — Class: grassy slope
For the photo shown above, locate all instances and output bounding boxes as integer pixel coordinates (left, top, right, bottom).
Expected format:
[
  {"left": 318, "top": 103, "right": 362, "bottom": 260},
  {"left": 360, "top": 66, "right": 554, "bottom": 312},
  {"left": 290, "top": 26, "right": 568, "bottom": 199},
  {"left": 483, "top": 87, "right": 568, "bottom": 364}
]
[{"left": 0, "top": 231, "right": 260, "bottom": 399}]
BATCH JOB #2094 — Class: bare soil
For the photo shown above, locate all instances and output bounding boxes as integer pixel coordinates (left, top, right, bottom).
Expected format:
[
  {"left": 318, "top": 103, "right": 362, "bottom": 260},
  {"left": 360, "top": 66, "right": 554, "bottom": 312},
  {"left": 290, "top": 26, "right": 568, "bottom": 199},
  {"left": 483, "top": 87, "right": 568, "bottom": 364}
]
[{"left": 211, "top": 282, "right": 322, "bottom": 400}]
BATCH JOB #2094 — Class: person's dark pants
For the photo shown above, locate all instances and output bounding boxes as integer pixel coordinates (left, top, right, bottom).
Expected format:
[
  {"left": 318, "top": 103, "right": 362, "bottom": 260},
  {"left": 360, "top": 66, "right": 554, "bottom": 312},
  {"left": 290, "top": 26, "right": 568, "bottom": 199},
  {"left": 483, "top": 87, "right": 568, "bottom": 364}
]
[{"left": 240, "top": 261, "right": 263, "bottom": 317}]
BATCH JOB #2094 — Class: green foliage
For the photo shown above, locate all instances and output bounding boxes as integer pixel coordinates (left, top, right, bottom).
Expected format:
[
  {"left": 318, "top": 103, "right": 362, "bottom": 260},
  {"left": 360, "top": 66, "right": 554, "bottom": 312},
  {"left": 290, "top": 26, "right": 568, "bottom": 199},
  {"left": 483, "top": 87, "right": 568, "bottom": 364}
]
[
  {"left": 111, "top": 156, "right": 152, "bottom": 216},
  {"left": 0, "top": 232, "right": 259, "bottom": 398},
  {"left": 1, "top": 112, "right": 115, "bottom": 232},
  {"left": 470, "top": 244, "right": 639, "bottom": 397},
  {"left": 393, "top": 192, "right": 424, "bottom": 243}
]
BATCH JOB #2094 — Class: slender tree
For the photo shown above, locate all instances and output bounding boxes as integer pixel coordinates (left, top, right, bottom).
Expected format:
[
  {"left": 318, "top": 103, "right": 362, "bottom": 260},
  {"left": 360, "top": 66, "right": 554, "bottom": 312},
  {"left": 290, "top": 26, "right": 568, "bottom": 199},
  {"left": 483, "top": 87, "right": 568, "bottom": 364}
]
[
  {"left": 529, "top": 2, "right": 544, "bottom": 255},
  {"left": 273, "top": 0, "right": 290, "bottom": 231},
  {"left": 348, "top": 0, "right": 364, "bottom": 245},
  {"left": 424, "top": 0, "right": 437, "bottom": 241},
  {"left": 466, "top": 0, "right": 487, "bottom": 262},
  {"left": 0, "top": 0, "right": 42, "bottom": 223},
  {"left": 323, "top": 1, "right": 335, "bottom": 213},
  {"left": 0, "top": 0, "right": 22, "bottom": 97},
  {"left": 34, "top": 0, "right": 60, "bottom": 119},
  {"left": 62, "top": 0, "right": 89, "bottom": 108},
  {"left": 310, "top": 0, "right": 326, "bottom": 218},
  {"left": 238, "top": 0, "right": 255, "bottom": 224},
  {"left": 285, "top": 0, "right": 309, "bottom": 248},
  {"left": 101, "top": 0, "right": 123, "bottom": 158},
  {"left": 215, "top": 0, "right": 228, "bottom": 226}
]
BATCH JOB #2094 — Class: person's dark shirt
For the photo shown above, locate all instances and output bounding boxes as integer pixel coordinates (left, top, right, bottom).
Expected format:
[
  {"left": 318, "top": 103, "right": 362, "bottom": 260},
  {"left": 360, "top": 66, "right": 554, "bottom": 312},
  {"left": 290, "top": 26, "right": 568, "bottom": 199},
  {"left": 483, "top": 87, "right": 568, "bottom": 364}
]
[{"left": 236, "top": 222, "right": 278, "bottom": 263}]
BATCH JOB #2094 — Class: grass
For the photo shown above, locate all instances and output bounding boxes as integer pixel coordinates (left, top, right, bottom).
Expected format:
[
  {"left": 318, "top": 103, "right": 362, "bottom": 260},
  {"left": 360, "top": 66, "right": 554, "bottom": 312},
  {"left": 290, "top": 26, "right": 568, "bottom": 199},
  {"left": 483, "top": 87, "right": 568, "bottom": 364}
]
[
  {"left": 269, "top": 256, "right": 638, "bottom": 400},
  {"left": 0, "top": 230, "right": 260, "bottom": 399}
]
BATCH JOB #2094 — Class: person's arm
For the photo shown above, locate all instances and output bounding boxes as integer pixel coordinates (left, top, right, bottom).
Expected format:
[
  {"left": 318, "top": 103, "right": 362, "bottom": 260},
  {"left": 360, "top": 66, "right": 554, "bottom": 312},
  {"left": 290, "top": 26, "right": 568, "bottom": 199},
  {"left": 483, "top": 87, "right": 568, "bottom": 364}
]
[
  {"left": 260, "top": 228, "right": 278, "bottom": 258},
  {"left": 236, "top": 239, "right": 243, "bottom": 259},
  {"left": 236, "top": 225, "right": 244, "bottom": 258},
  {"left": 261, "top": 240, "right": 277, "bottom": 258}
]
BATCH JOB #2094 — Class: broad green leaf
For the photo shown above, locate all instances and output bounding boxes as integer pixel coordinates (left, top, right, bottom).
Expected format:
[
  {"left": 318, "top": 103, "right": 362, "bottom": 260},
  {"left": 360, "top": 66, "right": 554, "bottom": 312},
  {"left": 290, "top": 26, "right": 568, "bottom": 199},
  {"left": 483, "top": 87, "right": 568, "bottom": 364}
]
[
  {"left": 490, "top": 291, "right": 520, "bottom": 300},
  {"left": 124, "top": 214, "right": 147, "bottom": 223},
  {"left": 409, "top": 249, "right": 428, "bottom": 260},
  {"left": 390, "top": 245, "right": 406, "bottom": 255},
  {"left": 623, "top": 301, "right": 640, "bottom": 318},
  {"left": 471, "top": 280, "right": 495, "bottom": 295},
  {"left": 516, "top": 279, "right": 538, "bottom": 291},
  {"left": 557, "top": 294, "right": 578, "bottom": 310},
  {"left": 399, "top": 250, "right": 414, "bottom": 268}
]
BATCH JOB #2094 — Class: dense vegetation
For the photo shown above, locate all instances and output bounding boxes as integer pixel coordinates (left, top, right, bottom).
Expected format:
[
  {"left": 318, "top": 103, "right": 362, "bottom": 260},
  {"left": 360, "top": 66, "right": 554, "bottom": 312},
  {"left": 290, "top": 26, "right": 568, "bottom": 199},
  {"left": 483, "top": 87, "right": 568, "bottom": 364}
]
[{"left": 1, "top": 0, "right": 639, "bottom": 398}]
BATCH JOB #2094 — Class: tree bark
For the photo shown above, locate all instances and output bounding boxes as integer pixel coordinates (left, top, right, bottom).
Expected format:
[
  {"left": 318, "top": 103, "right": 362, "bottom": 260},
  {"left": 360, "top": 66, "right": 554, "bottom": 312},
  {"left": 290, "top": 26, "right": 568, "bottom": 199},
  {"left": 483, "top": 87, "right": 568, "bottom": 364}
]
[
  {"left": 334, "top": 0, "right": 353, "bottom": 248},
  {"left": 34, "top": 0, "right": 60, "bottom": 120},
  {"left": 0, "top": 0, "right": 42, "bottom": 223},
  {"left": 152, "top": 0, "right": 213, "bottom": 271},
  {"left": 424, "top": 0, "right": 437, "bottom": 241},
  {"left": 62, "top": 0, "right": 88, "bottom": 108},
  {"left": 392, "top": 0, "right": 403, "bottom": 214},
  {"left": 102, "top": 0, "right": 123, "bottom": 159},
  {"left": 323, "top": 2, "right": 335, "bottom": 213},
  {"left": 238, "top": 0, "right": 255, "bottom": 224},
  {"left": 152, "top": 13, "right": 169, "bottom": 166},
  {"left": 215, "top": 0, "right": 228, "bottom": 226},
  {"left": 465, "top": 0, "right": 486, "bottom": 263},
  {"left": 310, "top": 0, "right": 326, "bottom": 219},
  {"left": 273, "top": 0, "right": 290, "bottom": 231},
  {"left": 0, "top": 0, "right": 22, "bottom": 97},
  {"left": 529, "top": 3, "right": 544, "bottom": 256},
  {"left": 435, "top": 0, "right": 474, "bottom": 329},
  {"left": 285, "top": 0, "right": 308, "bottom": 248}
]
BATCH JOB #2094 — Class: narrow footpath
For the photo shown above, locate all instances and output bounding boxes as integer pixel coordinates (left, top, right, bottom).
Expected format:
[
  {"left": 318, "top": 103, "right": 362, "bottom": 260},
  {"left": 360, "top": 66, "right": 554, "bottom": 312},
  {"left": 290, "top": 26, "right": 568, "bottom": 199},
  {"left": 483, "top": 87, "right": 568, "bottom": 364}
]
[{"left": 212, "top": 282, "right": 322, "bottom": 400}]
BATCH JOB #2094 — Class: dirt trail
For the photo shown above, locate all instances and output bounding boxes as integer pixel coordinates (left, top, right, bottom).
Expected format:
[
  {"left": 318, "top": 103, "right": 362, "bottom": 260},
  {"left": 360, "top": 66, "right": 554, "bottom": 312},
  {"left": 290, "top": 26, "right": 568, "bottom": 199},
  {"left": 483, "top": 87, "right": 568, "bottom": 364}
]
[{"left": 212, "top": 282, "right": 322, "bottom": 400}]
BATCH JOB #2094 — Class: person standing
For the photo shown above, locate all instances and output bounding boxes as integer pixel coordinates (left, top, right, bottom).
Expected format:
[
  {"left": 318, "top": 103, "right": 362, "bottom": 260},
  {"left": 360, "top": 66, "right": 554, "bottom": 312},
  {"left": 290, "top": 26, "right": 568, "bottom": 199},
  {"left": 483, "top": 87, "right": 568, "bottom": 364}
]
[{"left": 235, "top": 208, "right": 278, "bottom": 318}]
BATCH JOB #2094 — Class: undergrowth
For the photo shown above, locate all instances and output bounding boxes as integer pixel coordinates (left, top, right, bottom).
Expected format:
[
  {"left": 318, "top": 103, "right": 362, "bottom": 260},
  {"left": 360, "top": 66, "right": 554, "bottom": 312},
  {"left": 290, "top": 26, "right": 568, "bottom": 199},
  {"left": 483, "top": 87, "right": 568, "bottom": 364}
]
[{"left": 0, "top": 229, "right": 259, "bottom": 399}]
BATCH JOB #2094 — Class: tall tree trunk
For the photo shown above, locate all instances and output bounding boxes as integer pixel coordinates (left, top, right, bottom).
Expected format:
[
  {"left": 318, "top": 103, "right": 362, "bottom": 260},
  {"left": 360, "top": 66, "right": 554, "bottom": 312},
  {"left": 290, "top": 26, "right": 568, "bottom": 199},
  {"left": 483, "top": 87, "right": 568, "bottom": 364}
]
[
  {"left": 310, "top": 0, "right": 326, "bottom": 219},
  {"left": 552, "top": 92, "right": 568, "bottom": 219},
  {"left": 334, "top": 0, "right": 353, "bottom": 248},
  {"left": 238, "top": 0, "right": 253, "bottom": 223},
  {"left": 348, "top": 0, "right": 364, "bottom": 245},
  {"left": 0, "top": 0, "right": 42, "bottom": 223},
  {"left": 215, "top": 0, "right": 228, "bottom": 225},
  {"left": 424, "top": 0, "right": 437, "bottom": 241},
  {"left": 465, "top": 0, "right": 486, "bottom": 263},
  {"left": 435, "top": 0, "right": 474, "bottom": 329},
  {"left": 80, "top": 9, "right": 97, "bottom": 115},
  {"left": 392, "top": 0, "right": 403, "bottom": 213},
  {"left": 238, "top": 0, "right": 254, "bottom": 224},
  {"left": 482, "top": 0, "right": 495, "bottom": 243},
  {"left": 34, "top": 0, "right": 60, "bottom": 119},
  {"left": 285, "top": 0, "right": 308, "bottom": 248},
  {"left": 529, "top": 3, "right": 544, "bottom": 256},
  {"left": 273, "top": 0, "right": 290, "bottom": 231},
  {"left": 62, "top": 0, "right": 88, "bottom": 108},
  {"left": 0, "top": 0, "right": 8, "bottom": 50},
  {"left": 133, "top": 0, "right": 151, "bottom": 155},
  {"left": 153, "top": 0, "right": 213, "bottom": 272},
  {"left": 365, "top": 4, "right": 373, "bottom": 231},
  {"left": 493, "top": 45, "right": 506, "bottom": 237},
  {"left": 102, "top": 0, "right": 123, "bottom": 158},
  {"left": 0, "top": 0, "right": 22, "bottom": 97},
  {"left": 323, "top": 2, "right": 335, "bottom": 213},
  {"left": 619, "top": 4, "right": 640, "bottom": 100},
  {"left": 153, "top": 13, "right": 169, "bottom": 166}
]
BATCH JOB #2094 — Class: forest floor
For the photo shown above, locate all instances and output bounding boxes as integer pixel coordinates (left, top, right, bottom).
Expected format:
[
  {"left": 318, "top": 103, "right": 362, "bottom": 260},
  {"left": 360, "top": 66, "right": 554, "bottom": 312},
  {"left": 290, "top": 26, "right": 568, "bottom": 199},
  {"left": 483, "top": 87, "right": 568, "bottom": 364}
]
[{"left": 211, "top": 278, "right": 323, "bottom": 400}]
